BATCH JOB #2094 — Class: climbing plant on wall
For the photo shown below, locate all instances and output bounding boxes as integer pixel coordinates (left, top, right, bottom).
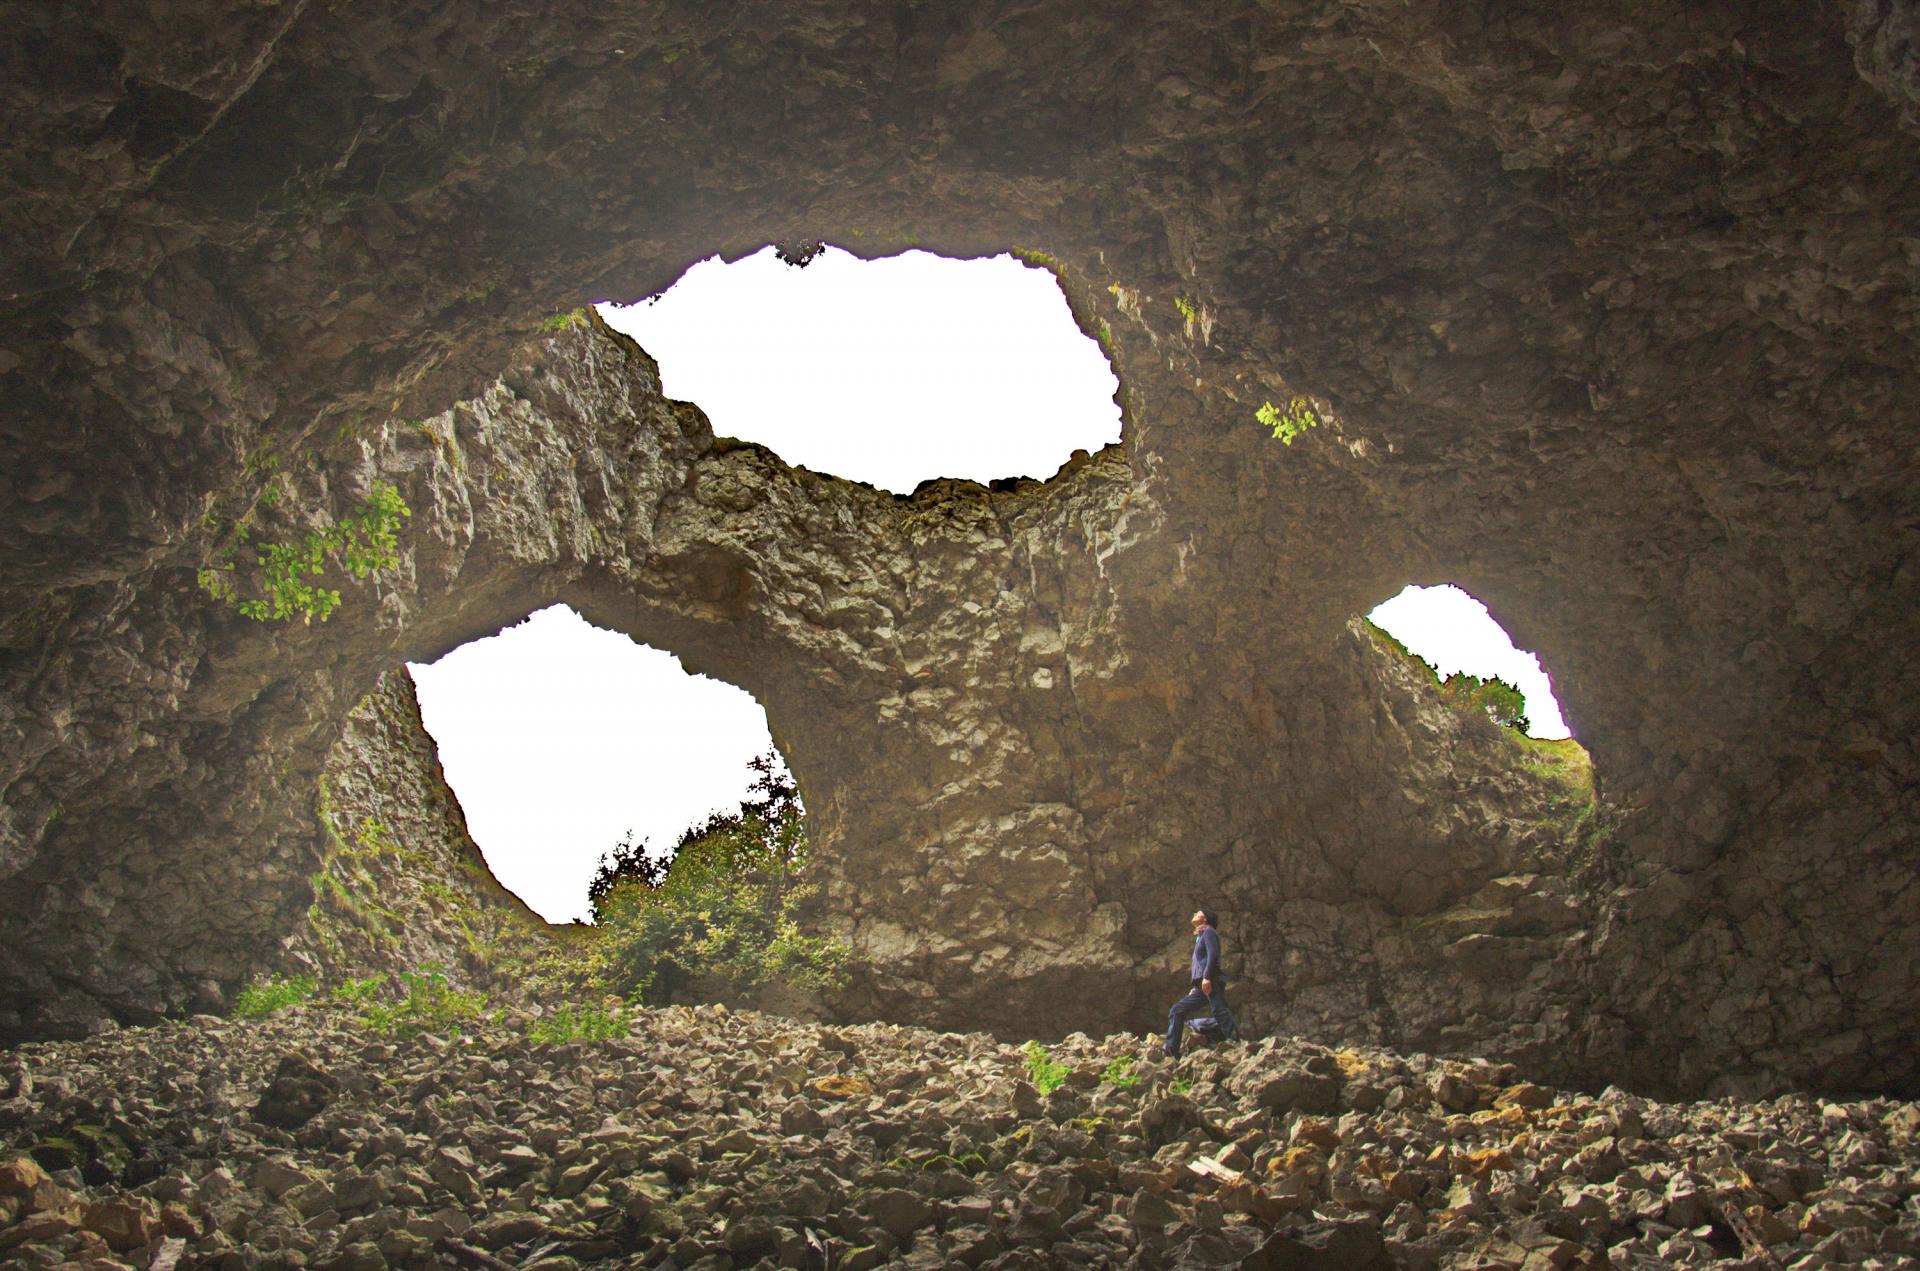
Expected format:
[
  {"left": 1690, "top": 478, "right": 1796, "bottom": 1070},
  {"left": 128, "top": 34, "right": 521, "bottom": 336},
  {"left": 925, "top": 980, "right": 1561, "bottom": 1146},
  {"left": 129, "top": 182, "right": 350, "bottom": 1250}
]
[
  {"left": 1257, "top": 396, "right": 1320, "bottom": 445},
  {"left": 199, "top": 480, "right": 411, "bottom": 623}
]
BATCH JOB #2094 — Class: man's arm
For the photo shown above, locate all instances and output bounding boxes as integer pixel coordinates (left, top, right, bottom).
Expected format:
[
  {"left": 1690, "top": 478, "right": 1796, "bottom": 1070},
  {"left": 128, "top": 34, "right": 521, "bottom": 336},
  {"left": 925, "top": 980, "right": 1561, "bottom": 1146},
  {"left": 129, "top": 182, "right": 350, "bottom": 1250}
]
[{"left": 1200, "top": 928, "right": 1222, "bottom": 992}]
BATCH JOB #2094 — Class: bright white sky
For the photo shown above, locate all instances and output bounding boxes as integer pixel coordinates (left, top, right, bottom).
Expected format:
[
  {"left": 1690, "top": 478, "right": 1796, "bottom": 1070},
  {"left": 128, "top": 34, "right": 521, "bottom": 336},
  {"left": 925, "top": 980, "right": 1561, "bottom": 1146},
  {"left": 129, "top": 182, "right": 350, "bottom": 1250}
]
[
  {"left": 597, "top": 246, "right": 1121, "bottom": 490},
  {"left": 409, "top": 609, "right": 772, "bottom": 923},
  {"left": 1371, "top": 584, "right": 1571, "bottom": 740},
  {"left": 410, "top": 247, "right": 1569, "bottom": 922}
]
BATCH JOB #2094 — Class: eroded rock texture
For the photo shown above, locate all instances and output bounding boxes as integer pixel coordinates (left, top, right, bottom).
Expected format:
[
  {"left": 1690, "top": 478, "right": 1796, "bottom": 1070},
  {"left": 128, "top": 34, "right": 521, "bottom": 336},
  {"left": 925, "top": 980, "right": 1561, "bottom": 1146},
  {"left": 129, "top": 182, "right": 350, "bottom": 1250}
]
[
  {"left": 278, "top": 668, "right": 549, "bottom": 995},
  {"left": 1, "top": 0, "right": 1916, "bottom": 1097}
]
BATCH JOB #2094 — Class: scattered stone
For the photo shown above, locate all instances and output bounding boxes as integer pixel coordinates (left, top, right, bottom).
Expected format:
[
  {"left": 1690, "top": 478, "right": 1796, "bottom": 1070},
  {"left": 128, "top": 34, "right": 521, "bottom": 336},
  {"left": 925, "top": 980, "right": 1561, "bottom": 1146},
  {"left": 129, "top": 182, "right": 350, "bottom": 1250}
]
[
  {"left": 0, "top": 1007, "right": 1913, "bottom": 1269},
  {"left": 860, "top": 1187, "right": 933, "bottom": 1239},
  {"left": 79, "top": 1197, "right": 156, "bottom": 1251},
  {"left": 252, "top": 1052, "right": 338, "bottom": 1128}
]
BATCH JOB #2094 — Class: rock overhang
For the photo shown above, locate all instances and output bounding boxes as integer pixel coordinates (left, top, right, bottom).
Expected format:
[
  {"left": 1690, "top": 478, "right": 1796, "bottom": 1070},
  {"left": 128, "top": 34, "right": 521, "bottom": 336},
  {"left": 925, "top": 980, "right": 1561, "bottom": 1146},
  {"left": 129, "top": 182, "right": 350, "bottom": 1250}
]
[{"left": 0, "top": 0, "right": 1915, "bottom": 1097}]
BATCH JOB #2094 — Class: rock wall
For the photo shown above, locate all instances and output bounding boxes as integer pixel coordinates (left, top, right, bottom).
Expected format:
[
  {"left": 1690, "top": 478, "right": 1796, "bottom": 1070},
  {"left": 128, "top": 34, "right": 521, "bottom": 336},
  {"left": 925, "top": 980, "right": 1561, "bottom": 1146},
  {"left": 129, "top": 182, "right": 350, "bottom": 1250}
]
[
  {"left": 1, "top": 0, "right": 1916, "bottom": 1097},
  {"left": 277, "top": 669, "right": 552, "bottom": 998}
]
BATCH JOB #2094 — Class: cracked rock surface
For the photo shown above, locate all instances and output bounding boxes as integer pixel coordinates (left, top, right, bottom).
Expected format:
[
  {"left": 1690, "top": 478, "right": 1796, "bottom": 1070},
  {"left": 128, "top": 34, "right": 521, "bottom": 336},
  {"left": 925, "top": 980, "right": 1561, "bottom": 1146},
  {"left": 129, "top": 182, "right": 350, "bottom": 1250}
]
[
  {"left": 2, "top": 1006, "right": 1917, "bottom": 1269},
  {"left": 2, "top": 0, "right": 1918, "bottom": 1098}
]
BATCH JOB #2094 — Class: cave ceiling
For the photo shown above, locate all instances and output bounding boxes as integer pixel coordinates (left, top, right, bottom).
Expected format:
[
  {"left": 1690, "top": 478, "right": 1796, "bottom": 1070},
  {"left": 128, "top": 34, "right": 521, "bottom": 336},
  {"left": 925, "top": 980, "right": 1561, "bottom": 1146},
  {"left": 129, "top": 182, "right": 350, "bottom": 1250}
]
[{"left": 0, "top": 0, "right": 1916, "bottom": 1095}]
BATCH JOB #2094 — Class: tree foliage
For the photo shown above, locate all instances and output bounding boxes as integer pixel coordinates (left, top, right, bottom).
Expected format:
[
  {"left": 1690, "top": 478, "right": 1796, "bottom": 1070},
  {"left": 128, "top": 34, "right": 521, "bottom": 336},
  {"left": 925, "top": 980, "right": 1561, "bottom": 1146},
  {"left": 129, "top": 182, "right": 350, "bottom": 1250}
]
[
  {"left": 1439, "top": 671, "right": 1530, "bottom": 732},
  {"left": 580, "top": 752, "right": 847, "bottom": 1008}
]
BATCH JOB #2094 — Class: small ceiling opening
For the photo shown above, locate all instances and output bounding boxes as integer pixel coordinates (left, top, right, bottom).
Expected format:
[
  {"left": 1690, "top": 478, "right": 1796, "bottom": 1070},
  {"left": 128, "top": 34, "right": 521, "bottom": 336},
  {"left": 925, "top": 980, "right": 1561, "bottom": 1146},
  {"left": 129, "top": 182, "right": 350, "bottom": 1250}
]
[
  {"left": 407, "top": 605, "right": 777, "bottom": 923},
  {"left": 597, "top": 245, "right": 1121, "bottom": 492},
  {"left": 1368, "top": 584, "right": 1571, "bottom": 740}
]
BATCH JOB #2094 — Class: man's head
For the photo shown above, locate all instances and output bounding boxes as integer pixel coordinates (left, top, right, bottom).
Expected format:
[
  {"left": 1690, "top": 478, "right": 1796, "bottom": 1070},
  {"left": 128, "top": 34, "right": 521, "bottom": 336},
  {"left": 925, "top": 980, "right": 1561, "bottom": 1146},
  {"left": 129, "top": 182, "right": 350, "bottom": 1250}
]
[{"left": 1192, "top": 908, "right": 1216, "bottom": 931}]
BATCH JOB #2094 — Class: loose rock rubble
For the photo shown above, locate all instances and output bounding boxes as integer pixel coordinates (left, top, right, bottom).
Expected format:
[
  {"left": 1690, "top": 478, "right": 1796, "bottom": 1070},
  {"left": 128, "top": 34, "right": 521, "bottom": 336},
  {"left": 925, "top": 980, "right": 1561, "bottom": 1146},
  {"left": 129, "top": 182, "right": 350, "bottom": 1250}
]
[{"left": 1, "top": 1004, "right": 1915, "bottom": 1269}]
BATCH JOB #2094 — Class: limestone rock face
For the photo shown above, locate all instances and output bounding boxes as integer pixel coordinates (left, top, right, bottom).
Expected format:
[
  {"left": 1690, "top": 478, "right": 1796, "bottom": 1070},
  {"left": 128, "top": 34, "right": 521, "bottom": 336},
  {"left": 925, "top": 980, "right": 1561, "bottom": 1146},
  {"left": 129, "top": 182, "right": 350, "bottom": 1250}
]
[
  {"left": 1, "top": 1, "right": 1916, "bottom": 1097},
  {"left": 278, "top": 668, "right": 551, "bottom": 996}
]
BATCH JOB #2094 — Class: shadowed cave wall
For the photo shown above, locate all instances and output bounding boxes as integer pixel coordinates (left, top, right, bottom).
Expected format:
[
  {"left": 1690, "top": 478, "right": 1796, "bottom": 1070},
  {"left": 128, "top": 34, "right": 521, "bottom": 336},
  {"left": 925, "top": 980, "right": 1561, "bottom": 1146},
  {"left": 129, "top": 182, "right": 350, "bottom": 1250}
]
[{"left": 1, "top": 0, "right": 1916, "bottom": 1097}]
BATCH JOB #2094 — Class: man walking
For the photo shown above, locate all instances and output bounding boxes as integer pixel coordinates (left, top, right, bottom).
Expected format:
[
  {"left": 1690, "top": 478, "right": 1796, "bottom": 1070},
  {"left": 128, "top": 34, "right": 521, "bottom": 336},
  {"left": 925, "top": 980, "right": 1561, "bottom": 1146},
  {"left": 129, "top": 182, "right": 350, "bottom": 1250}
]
[{"left": 1163, "top": 907, "right": 1240, "bottom": 1058}]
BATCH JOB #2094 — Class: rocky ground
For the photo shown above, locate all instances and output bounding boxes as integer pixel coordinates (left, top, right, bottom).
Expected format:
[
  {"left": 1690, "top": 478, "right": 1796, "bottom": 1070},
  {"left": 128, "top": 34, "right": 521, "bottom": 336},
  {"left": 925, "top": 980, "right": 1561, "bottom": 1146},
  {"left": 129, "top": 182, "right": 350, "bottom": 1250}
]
[{"left": 0, "top": 1004, "right": 1915, "bottom": 1270}]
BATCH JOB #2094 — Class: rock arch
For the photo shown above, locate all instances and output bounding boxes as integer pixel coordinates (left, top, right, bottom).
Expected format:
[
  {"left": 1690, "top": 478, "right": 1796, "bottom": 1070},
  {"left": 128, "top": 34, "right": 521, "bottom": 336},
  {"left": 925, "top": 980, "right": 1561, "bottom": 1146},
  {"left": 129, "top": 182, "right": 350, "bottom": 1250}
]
[{"left": 2, "top": 1, "right": 1916, "bottom": 1095}]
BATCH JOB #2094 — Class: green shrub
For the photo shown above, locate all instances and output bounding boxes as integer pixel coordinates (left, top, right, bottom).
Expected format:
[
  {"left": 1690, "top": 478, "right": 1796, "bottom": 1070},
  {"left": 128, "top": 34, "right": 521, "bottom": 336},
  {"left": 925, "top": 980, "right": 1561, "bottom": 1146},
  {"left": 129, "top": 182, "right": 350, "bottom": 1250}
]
[
  {"left": 1439, "top": 671, "right": 1530, "bottom": 732},
  {"left": 527, "top": 1002, "right": 628, "bottom": 1044},
  {"left": 1100, "top": 1056, "right": 1140, "bottom": 1090},
  {"left": 360, "top": 968, "right": 488, "bottom": 1038},
  {"left": 200, "top": 481, "right": 410, "bottom": 623},
  {"left": 583, "top": 753, "right": 850, "bottom": 1008},
  {"left": 540, "top": 308, "right": 589, "bottom": 333},
  {"left": 328, "top": 975, "right": 384, "bottom": 1005},
  {"left": 1169, "top": 1076, "right": 1192, "bottom": 1095},
  {"left": 232, "top": 974, "right": 316, "bottom": 1019},
  {"left": 1257, "top": 397, "right": 1319, "bottom": 445},
  {"left": 1022, "top": 1041, "right": 1070, "bottom": 1095}
]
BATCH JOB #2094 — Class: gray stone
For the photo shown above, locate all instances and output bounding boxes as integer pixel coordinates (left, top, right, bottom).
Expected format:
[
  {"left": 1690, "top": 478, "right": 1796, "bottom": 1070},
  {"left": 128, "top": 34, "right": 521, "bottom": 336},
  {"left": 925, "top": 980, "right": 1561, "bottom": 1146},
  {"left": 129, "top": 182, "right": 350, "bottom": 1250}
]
[
  {"left": 252, "top": 1054, "right": 338, "bottom": 1129},
  {"left": 859, "top": 1188, "right": 933, "bottom": 1239}
]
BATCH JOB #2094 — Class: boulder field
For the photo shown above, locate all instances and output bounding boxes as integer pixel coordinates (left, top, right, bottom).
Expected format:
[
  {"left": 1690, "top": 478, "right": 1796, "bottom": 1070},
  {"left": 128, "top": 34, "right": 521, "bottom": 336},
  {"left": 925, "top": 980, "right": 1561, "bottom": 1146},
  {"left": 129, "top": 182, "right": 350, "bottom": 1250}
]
[{"left": 2, "top": 1003, "right": 1916, "bottom": 1270}]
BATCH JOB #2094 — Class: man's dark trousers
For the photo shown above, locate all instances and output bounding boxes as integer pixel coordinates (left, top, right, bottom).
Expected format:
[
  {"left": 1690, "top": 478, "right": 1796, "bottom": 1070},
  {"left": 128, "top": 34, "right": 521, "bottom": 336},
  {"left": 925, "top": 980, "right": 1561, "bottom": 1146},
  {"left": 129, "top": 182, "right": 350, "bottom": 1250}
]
[{"left": 1165, "top": 981, "right": 1238, "bottom": 1057}]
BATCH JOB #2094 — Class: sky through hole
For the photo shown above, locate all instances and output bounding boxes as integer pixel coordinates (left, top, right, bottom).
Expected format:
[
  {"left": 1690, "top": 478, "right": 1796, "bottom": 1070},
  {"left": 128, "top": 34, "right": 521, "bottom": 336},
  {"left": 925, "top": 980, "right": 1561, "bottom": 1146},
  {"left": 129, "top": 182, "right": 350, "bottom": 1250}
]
[
  {"left": 1368, "top": 585, "right": 1570, "bottom": 739},
  {"left": 597, "top": 245, "right": 1121, "bottom": 491},
  {"left": 411, "top": 251, "right": 1569, "bottom": 922}
]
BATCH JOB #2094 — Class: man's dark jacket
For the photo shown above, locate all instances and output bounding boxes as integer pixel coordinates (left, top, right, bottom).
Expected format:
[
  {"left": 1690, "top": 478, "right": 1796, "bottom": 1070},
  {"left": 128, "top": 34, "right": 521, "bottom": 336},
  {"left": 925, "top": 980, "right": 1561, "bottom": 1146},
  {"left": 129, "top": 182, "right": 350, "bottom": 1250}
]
[{"left": 1190, "top": 925, "right": 1223, "bottom": 986}]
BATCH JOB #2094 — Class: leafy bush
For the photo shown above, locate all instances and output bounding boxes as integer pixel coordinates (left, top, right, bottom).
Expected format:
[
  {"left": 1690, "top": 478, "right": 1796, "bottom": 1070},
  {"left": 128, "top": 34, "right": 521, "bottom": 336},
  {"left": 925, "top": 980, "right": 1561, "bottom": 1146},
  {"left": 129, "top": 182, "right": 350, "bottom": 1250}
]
[
  {"left": 1100, "top": 1056, "right": 1140, "bottom": 1090},
  {"left": 199, "top": 481, "right": 411, "bottom": 623},
  {"left": 328, "top": 975, "right": 384, "bottom": 1005},
  {"left": 544, "top": 1001, "right": 620, "bottom": 1042},
  {"left": 232, "top": 975, "right": 316, "bottom": 1019},
  {"left": 1363, "top": 620, "right": 1532, "bottom": 734},
  {"left": 359, "top": 968, "right": 488, "bottom": 1038},
  {"left": 1256, "top": 397, "right": 1320, "bottom": 445},
  {"left": 1023, "top": 1041, "right": 1070, "bottom": 1095},
  {"left": 527, "top": 1002, "right": 628, "bottom": 1044},
  {"left": 1439, "top": 671, "right": 1530, "bottom": 732},
  {"left": 1169, "top": 1076, "right": 1192, "bottom": 1095},
  {"left": 583, "top": 752, "right": 850, "bottom": 1008},
  {"left": 539, "top": 308, "right": 588, "bottom": 333}
]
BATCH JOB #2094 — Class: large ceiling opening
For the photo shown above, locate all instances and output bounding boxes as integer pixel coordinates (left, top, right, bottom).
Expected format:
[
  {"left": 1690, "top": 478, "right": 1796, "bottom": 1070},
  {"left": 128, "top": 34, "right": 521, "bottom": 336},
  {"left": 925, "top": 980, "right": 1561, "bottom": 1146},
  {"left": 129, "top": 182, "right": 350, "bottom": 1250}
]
[
  {"left": 407, "top": 605, "right": 776, "bottom": 923},
  {"left": 597, "top": 245, "right": 1121, "bottom": 491},
  {"left": 408, "top": 249, "right": 1123, "bottom": 921}
]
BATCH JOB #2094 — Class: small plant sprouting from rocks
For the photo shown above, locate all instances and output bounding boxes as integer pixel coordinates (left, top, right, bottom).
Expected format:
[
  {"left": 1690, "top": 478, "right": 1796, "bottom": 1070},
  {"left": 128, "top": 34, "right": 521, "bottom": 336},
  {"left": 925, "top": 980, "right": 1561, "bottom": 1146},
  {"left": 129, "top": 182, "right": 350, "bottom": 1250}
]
[
  {"left": 1174, "top": 296, "right": 1197, "bottom": 324},
  {"left": 1022, "top": 1041, "right": 1070, "bottom": 1095},
  {"left": 1168, "top": 1075, "right": 1193, "bottom": 1095},
  {"left": 526, "top": 1002, "right": 628, "bottom": 1044},
  {"left": 231, "top": 974, "right": 316, "bottom": 1019},
  {"left": 1100, "top": 1055, "right": 1141, "bottom": 1089},
  {"left": 539, "top": 308, "right": 589, "bottom": 333},
  {"left": 198, "top": 480, "right": 411, "bottom": 623},
  {"left": 1257, "top": 396, "right": 1320, "bottom": 445},
  {"left": 359, "top": 967, "right": 489, "bottom": 1038},
  {"left": 327, "top": 975, "right": 384, "bottom": 1006}
]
